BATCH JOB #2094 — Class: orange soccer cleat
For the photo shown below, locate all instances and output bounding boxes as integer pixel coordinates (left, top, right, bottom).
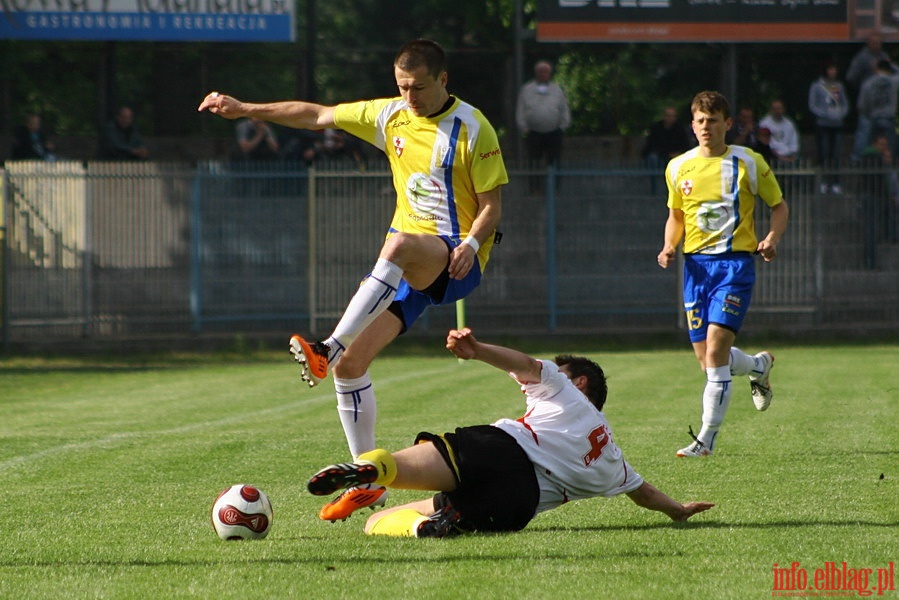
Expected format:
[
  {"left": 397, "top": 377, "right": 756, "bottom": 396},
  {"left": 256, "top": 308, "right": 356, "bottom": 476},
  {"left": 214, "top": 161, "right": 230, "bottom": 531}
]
[
  {"left": 289, "top": 334, "right": 330, "bottom": 387},
  {"left": 318, "top": 485, "right": 388, "bottom": 522}
]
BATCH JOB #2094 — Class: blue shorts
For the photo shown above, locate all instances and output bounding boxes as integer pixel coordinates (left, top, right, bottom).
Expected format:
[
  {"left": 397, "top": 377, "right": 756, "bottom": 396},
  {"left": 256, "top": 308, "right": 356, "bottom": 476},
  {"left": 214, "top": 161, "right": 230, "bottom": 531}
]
[
  {"left": 682, "top": 253, "right": 755, "bottom": 343},
  {"left": 388, "top": 235, "right": 482, "bottom": 334}
]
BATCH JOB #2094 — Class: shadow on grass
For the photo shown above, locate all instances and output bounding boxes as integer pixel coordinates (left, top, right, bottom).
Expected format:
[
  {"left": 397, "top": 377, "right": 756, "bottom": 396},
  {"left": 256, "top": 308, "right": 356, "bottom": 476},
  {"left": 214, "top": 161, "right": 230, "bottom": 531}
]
[
  {"left": 5, "top": 518, "right": 898, "bottom": 569},
  {"left": 528, "top": 519, "right": 899, "bottom": 533}
]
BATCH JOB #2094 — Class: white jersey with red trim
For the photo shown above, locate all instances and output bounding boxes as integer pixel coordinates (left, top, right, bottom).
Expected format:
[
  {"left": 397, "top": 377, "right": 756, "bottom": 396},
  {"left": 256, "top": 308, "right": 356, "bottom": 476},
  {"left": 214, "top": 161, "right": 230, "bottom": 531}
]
[{"left": 492, "top": 360, "right": 644, "bottom": 515}]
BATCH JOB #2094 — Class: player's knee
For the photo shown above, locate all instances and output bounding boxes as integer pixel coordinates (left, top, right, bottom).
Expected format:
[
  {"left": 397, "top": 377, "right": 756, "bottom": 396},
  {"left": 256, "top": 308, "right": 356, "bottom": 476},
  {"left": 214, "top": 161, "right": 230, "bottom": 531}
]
[
  {"left": 332, "top": 351, "right": 368, "bottom": 379},
  {"left": 380, "top": 232, "right": 414, "bottom": 259},
  {"left": 380, "top": 232, "right": 445, "bottom": 265}
]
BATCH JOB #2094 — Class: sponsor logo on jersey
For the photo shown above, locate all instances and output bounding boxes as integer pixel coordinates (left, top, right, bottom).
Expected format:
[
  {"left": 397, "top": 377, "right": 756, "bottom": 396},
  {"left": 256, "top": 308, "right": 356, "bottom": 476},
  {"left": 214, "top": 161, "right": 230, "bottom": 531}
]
[
  {"left": 479, "top": 147, "right": 502, "bottom": 160},
  {"left": 696, "top": 202, "right": 731, "bottom": 233},
  {"left": 405, "top": 172, "right": 443, "bottom": 214}
]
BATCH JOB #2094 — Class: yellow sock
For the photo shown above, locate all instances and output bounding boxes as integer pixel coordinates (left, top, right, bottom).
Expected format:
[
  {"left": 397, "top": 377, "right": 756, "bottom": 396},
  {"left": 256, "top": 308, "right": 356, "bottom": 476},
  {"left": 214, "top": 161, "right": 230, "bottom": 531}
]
[
  {"left": 356, "top": 448, "right": 397, "bottom": 486},
  {"left": 366, "top": 509, "right": 426, "bottom": 537}
]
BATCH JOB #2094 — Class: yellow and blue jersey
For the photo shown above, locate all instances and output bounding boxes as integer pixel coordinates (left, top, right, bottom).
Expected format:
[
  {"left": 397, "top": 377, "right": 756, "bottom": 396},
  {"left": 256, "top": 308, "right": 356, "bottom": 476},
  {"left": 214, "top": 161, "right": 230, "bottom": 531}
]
[
  {"left": 666, "top": 145, "right": 783, "bottom": 254},
  {"left": 334, "top": 97, "right": 508, "bottom": 269}
]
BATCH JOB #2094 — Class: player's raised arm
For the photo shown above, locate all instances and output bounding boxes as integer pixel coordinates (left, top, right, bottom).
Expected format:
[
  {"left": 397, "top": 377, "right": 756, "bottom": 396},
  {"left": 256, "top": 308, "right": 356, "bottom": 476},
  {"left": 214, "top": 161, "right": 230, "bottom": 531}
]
[
  {"left": 446, "top": 328, "right": 542, "bottom": 384},
  {"left": 197, "top": 92, "right": 337, "bottom": 130}
]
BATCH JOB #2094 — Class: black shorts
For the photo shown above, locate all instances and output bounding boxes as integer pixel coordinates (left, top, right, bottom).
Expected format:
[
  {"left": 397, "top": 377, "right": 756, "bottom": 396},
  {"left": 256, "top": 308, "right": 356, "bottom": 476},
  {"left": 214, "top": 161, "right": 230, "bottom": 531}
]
[{"left": 414, "top": 425, "right": 540, "bottom": 533}]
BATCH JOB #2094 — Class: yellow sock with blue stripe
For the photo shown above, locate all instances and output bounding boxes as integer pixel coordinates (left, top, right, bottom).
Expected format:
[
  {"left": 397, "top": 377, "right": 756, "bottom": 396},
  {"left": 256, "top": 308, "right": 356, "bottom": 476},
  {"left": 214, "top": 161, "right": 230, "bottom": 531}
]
[{"left": 357, "top": 448, "right": 397, "bottom": 486}]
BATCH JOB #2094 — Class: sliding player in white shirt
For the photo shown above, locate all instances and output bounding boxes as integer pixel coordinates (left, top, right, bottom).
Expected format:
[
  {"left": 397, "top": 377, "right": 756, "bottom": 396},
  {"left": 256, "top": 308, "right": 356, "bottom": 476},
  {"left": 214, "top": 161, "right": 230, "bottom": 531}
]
[
  {"left": 307, "top": 328, "right": 714, "bottom": 538},
  {"left": 198, "top": 40, "right": 508, "bottom": 522}
]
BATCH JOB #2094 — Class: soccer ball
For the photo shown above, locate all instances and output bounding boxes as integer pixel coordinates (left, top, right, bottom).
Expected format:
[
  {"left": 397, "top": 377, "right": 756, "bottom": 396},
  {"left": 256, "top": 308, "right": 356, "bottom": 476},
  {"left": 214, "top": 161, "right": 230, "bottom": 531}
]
[{"left": 211, "top": 484, "right": 273, "bottom": 540}]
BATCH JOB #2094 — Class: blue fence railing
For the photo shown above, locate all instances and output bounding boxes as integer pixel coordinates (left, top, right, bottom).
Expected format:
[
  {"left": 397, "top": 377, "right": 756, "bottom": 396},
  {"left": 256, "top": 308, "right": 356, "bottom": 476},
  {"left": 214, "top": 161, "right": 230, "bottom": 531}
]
[{"left": 2, "top": 159, "right": 897, "bottom": 343}]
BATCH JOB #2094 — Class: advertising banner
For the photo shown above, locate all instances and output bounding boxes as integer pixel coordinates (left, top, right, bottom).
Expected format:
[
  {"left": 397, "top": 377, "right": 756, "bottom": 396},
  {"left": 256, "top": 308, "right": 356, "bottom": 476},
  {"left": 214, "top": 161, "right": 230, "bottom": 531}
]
[
  {"left": 537, "top": 0, "right": 889, "bottom": 42},
  {"left": 0, "top": 0, "right": 295, "bottom": 42}
]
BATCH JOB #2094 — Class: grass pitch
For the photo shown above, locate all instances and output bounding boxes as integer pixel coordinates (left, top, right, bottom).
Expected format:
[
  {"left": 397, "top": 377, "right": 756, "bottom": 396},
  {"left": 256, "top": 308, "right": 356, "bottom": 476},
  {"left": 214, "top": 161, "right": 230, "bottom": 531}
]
[{"left": 0, "top": 340, "right": 896, "bottom": 599}]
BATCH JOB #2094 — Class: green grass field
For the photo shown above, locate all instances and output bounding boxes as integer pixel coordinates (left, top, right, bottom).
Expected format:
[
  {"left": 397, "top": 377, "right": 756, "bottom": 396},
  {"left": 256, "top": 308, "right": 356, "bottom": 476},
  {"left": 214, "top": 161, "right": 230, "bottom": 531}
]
[{"left": 0, "top": 339, "right": 896, "bottom": 599}]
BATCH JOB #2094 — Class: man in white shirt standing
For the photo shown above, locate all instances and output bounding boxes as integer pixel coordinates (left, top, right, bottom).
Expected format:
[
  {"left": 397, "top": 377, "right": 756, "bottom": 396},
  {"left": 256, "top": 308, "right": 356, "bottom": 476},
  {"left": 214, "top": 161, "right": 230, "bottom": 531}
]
[
  {"left": 516, "top": 60, "right": 572, "bottom": 169},
  {"left": 759, "top": 99, "right": 800, "bottom": 164}
]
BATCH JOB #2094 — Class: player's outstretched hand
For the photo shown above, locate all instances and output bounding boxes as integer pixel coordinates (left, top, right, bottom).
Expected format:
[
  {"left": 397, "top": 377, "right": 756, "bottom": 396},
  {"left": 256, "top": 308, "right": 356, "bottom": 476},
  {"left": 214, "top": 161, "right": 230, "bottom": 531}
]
[
  {"left": 197, "top": 91, "right": 246, "bottom": 119},
  {"left": 675, "top": 502, "right": 716, "bottom": 522},
  {"left": 446, "top": 327, "right": 478, "bottom": 360}
]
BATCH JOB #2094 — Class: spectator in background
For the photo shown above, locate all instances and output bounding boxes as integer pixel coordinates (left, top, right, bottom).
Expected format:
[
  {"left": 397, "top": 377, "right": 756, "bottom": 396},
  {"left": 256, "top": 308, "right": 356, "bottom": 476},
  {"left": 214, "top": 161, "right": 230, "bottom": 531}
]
[
  {"left": 319, "top": 129, "right": 367, "bottom": 170},
  {"left": 98, "top": 106, "right": 149, "bottom": 161},
  {"left": 281, "top": 129, "right": 323, "bottom": 166},
  {"left": 726, "top": 106, "right": 758, "bottom": 148},
  {"left": 846, "top": 33, "right": 891, "bottom": 98},
  {"left": 516, "top": 60, "right": 571, "bottom": 168},
  {"left": 883, "top": 1, "right": 899, "bottom": 28},
  {"left": 280, "top": 128, "right": 367, "bottom": 170},
  {"left": 851, "top": 58, "right": 899, "bottom": 163},
  {"left": 235, "top": 117, "right": 280, "bottom": 160},
  {"left": 642, "top": 106, "right": 692, "bottom": 193},
  {"left": 759, "top": 99, "right": 800, "bottom": 164},
  {"left": 753, "top": 127, "right": 775, "bottom": 164},
  {"left": 808, "top": 61, "right": 850, "bottom": 193},
  {"left": 859, "top": 134, "right": 899, "bottom": 268},
  {"left": 11, "top": 112, "right": 56, "bottom": 161}
]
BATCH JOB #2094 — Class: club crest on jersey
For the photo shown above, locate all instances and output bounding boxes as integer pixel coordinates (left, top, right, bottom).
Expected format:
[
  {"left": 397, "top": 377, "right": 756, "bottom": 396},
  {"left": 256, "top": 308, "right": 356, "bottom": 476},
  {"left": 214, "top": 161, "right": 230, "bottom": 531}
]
[
  {"left": 681, "top": 180, "right": 693, "bottom": 196},
  {"left": 434, "top": 146, "right": 450, "bottom": 169},
  {"left": 393, "top": 136, "right": 405, "bottom": 157},
  {"left": 723, "top": 174, "right": 734, "bottom": 192}
]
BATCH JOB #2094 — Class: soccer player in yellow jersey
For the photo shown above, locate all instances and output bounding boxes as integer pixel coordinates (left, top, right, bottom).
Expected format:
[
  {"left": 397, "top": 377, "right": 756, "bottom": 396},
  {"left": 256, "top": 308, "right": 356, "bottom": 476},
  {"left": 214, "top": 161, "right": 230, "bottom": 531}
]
[
  {"left": 198, "top": 40, "right": 508, "bottom": 518},
  {"left": 657, "top": 91, "right": 789, "bottom": 457}
]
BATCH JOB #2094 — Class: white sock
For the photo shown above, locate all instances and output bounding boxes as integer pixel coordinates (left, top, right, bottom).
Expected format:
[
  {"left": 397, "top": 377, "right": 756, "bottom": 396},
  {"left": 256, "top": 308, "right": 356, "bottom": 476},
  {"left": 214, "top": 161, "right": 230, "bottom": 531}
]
[
  {"left": 334, "top": 373, "right": 377, "bottom": 460},
  {"left": 729, "top": 347, "right": 756, "bottom": 376},
  {"left": 749, "top": 353, "right": 767, "bottom": 380},
  {"left": 697, "top": 365, "right": 732, "bottom": 450},
  {"left": 326, "top": 259, "right": 403, "bottom": 359}
]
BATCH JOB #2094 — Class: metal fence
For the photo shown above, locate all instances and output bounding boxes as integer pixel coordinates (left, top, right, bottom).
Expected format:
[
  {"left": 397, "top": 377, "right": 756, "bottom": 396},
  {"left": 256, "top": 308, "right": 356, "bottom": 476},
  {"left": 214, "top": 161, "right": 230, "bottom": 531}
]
[{"left": 2, "top": 158, "right": 897, "bottom": 346}]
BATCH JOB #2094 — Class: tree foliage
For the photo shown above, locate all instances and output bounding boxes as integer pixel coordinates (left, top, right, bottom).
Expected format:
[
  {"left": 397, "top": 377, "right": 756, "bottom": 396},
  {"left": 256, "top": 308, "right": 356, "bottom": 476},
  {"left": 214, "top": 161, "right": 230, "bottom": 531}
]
[{"left": 0, "top": 0, "right": 881, "bottom": 148}]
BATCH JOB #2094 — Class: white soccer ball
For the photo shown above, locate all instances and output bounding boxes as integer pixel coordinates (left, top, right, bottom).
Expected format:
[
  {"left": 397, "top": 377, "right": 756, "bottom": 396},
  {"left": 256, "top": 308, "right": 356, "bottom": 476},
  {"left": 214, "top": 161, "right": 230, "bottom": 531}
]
[{"left": 211, "top": 484, "right": 273, "bottom": 540}]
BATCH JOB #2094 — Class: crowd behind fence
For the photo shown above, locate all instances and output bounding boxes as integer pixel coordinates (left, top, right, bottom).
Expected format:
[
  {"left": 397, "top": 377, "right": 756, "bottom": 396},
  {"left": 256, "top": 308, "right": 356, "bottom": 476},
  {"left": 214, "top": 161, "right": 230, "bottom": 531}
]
[{"left": 2, "top": 159, "right": 897, "bottom": 347}]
